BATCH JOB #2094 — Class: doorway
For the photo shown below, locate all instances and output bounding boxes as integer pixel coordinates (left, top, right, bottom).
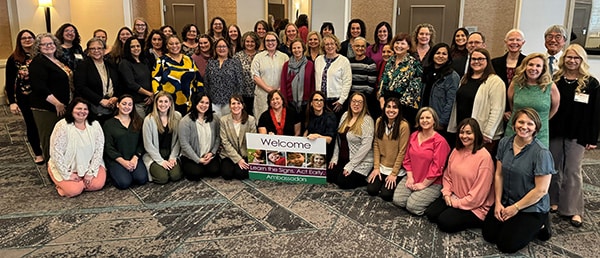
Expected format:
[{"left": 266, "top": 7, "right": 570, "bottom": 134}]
[
  {"left": 163, "top": 0, "right": 206, "bottom": 34},
  {"left": 395, "top": 0, "right": 460, "bottom": 44}
]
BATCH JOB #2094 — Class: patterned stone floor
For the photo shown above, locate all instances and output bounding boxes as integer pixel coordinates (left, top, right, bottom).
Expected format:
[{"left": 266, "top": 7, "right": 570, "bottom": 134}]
[{"left": 1, "top": 105, "right": 599, "bottom": 257}]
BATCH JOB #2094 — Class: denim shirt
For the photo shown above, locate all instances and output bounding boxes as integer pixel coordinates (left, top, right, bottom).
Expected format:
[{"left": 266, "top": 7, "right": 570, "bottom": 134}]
[
  {"left": 423, "top": 70, "right": 459, "bottom": 126},
  {"left": 496, "top": 136, "right": 556, "bottom": 213}
]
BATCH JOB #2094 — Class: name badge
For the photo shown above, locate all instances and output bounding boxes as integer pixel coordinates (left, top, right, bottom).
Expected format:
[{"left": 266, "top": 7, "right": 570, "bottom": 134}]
[
  {"left": 74, "top": 53, "right": 83, "bottom": 60},
  {"left": 574, "top": 92, "right": 589, "bottom": 104}
]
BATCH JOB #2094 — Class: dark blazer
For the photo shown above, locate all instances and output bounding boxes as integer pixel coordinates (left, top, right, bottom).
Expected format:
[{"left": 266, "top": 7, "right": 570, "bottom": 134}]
[
  {"left": 491, "top": 52, "right": 526, "bottom": 87},
  {"left": 74, "top": 58, "right": 121, "bottom": 105},
  {"left": 29, "top": 55, "right": 72, "bottom": 111},
  {"left": 491, "top": 52, "right": 526, "bottom": 112}
]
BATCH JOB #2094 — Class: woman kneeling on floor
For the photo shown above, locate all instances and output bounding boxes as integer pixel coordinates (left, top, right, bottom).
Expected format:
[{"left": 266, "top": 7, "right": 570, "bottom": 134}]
[
  {"left": 482, "top": 108, "right": 555, "bottom": 253},
  {"left": 49, "top": 98, "right": 106, "bottom": 197},
  {"left": 392, "top": 107, "right": 450, "bottom": 215},
  {"left": 424, "top": 118, "right": 494, "bottom": 232}
]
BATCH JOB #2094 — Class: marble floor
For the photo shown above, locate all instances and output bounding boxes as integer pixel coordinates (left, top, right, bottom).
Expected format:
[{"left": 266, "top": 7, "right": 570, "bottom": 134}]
[{"left": 1, "top": 105, "right": 599, "bottom": 257}]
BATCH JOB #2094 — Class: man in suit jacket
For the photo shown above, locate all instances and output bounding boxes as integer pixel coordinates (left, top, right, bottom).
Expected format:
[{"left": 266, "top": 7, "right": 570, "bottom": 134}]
[{"left": 544, "top": 25, "right": 567, "bottom": 75}]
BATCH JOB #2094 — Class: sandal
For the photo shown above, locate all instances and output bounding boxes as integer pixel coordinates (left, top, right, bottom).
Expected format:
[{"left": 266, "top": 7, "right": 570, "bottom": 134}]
[
  {"left": 549, "top": 205, "right": 558, "bottom": 213},
  {"left": 34, "top": 156, "right": 45, "bottom": 165},
  {"left": 570, "top": 215, "right": 583, "bottom": 227}
]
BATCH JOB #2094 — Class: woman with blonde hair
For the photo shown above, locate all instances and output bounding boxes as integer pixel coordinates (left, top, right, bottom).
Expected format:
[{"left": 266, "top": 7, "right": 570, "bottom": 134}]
[
  {"left": 328, "top": 92, "right": 374, "bottom": 189},
  {"left": 505, "top": 53, "right": 560, "bottom": 147},
  {"left": 142, "top": 91, "right": 183, "bottom": 184},
  {"left": 278, "top": 23, "right": 299, "bottom": 56},
  {"left": 549, "top": 43, "right": 600, "bottom": 227},
  {"left": 305, "top": 31, "right": 323, "bottom": 62}
]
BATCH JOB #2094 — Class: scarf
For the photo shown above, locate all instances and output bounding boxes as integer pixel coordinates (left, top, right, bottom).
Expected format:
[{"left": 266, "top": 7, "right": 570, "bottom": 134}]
[
  {"left": 287, "top": 56, "right": 307, "bottom": 110},
  {"left": 270, "top": 108, "right": 287, "bottom": 135}
]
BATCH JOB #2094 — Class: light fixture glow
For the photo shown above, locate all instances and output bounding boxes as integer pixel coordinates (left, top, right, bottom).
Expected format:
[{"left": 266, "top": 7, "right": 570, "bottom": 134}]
[{"left": 39, "top": 0, "right": 52, "bottom": 7}]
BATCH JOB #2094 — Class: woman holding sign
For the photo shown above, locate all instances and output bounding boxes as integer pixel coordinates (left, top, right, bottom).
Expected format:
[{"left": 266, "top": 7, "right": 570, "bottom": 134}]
[
  {"left": 220, "top": 95, "right": 257, "bottom": 180},
  {"left": 258, "top": 90, "right": 301, "bottom": 136},
  {"left": 328, "top": 92, "right": 374, "bottom": 188}
]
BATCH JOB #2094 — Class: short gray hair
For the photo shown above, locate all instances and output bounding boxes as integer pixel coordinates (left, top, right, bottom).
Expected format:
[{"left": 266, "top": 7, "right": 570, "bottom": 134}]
[{"left": 544, "top": 25, "right": 566, "bottom": 39}]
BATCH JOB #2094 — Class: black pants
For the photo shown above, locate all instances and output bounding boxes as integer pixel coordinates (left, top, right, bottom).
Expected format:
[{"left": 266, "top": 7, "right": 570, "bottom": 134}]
[
  {"left": 366, "top": 173, "right": 402, "bottom": 201},
  {"left": 16, "top": 93, "right": 42, "bottom": 156},
  {"left": 221, "top": 157, "right": 249, "bottom": 180},
  {"left": 327, "top": 163, "right": 367, "bottom": 189},
  {"left": 424, "top": 196, "right": 483, "bottom": 233},
  {"left": 482, "top": 205, "right": 547, "bottom": 253},
  {"left": 243, "top": 96, "right": 254, "bottom": 116},
  {"left": 181, "top": 156, "right": 221, "bottom": 181}
]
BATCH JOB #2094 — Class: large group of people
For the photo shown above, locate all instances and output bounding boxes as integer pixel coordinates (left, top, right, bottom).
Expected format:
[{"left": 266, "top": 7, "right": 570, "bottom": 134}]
[{"left": 5, "top": 14, "right": 599, "bottom": 254}]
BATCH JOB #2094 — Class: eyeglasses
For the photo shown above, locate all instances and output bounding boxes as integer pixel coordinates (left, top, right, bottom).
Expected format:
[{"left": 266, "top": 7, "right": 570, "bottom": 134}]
[
  {"left": 216, "top": 45, "right": 228, "bottom": 49},
  {"left": 21, "top": 36, "right": 34, "bottom": 41},
  {"left": 467, "top": 41, "right": 483, "bottom": 45},
  {"left": 353, "top": 45, "right": 366, "bottom": 49},
  {"left": 545, "top": 34, "right": 564, "bottom": 41},
  {"left": 565, "top": 55, "right": 582, "bottom": 61},
  {"left": 40, "top": 42, "right": 55, "bottom": 47},
  {"left": 265, "top": 39, "right": 277, "bottom": 42},
  {"left": 312, "top": 98, "right": 324, "bottom": 103},
  {"left": 471, "top": 57, "right": 487, "bottom": 62},
  {"left": 351, "top": 100, "right": 364, "bottom": 104}
]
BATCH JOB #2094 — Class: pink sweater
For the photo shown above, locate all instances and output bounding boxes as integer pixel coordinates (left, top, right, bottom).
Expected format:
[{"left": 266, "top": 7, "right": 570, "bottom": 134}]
[
  {"left": 441, "top": 148, "right": 495, "bottom": 220},
  {"left": 403, "top": 131, "right": 450, "bottom": 185}
]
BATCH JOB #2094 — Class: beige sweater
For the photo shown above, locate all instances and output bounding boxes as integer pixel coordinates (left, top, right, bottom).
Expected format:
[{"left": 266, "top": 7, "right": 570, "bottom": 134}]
[{"left": 373, "top": 118, "right": 410, "bottom": 176}]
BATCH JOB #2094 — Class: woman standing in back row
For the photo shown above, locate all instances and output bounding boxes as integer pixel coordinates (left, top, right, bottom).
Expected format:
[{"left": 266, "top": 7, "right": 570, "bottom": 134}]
[{"left": 549, "top": 44, "right": 600, "bottom": 228}]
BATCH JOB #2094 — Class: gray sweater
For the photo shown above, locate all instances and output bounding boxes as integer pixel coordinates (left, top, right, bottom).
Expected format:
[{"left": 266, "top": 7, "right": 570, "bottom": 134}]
[
  {"left": 142, "top": 112, "right": 182, "bottom": 181},
  {"left": 178, "top": 114, "right": 221, "bottom": 163},
  {"left": 331, "top": 112, "right": 374, "bottom": 176}
]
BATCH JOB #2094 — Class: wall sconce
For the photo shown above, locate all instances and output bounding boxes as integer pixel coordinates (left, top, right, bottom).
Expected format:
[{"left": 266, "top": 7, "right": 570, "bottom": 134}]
[{"left": 39, "top": 0, "right": 52, "bottom": 33}]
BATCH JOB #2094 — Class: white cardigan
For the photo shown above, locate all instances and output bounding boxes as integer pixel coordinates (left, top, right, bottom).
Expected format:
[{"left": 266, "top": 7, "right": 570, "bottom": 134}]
[
  {"left": 314, "top": 55, "right": 352, "bottom": 105},
  {"left": 447, "top": 74, "right": 506, "bottom": 140},
  {"left": 49, "top": 119, "right": 105, "bottom": 181}
]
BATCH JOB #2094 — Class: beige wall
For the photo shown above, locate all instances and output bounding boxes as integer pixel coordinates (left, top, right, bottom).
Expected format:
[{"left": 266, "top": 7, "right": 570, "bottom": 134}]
[
  {"left": 71, "top": 0, "right": 126, "bottom": 45},
  {"left": 132, "top": 0, "right": 162, "bottom": 31},
  {"left": 463, "top": 0, "right": 517, "bottom": 57},
  {"left": 351, "top": 0, "right": 394, "bottom": 43}
]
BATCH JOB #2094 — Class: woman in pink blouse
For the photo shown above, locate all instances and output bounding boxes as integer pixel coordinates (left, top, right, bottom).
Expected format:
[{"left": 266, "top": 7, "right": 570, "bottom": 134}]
[
  {"left": 393, "top": 107, "right": 450, "bottom": 215},
  {"left": 425, "top": 118, "right": 495, "bottom": 232}
]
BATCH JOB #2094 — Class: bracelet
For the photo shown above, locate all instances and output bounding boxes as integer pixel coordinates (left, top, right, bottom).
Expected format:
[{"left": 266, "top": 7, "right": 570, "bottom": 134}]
[{"left": 514, "top": 203, "right": 520, "bottom": 211}]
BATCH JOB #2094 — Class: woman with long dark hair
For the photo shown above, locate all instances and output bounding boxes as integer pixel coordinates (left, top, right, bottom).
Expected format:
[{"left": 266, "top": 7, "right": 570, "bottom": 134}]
[
  {"left": 5, "top": 29, "right": 44, "bottom": 164},
  {"left": 340, "top": 19, "right": 367, "bottom": 59},
  {"left": 425, "top": 118, "right": 494, "bottom": 233},
  {"left": 55, "top": 23, "right": 83, "bottom": 70},
  {"left": 179, "top": 93, "right": 221, "bottom": 180},
  {"left": 120, "top": 37, "right": 154, "bottom": 117},
  {"left": 366, "top": 21, "right": 392, "bottom": 67},
  {"left": 304, "top": 91, "right": 337, "bottom": 161},
  {"left": 103, "top": 95, "right": 148, "bottom": 189},
  {"left": 421, "top": 43, "right": 459, "bottom": 135},
  {"left": 367, "top": 97, "right": 410, "bottom": 201}
]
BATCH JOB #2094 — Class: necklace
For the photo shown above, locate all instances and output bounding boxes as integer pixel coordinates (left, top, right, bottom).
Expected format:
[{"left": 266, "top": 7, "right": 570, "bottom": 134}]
[{"left": 565, "top": 77, "right": 578, "bottom": 85}]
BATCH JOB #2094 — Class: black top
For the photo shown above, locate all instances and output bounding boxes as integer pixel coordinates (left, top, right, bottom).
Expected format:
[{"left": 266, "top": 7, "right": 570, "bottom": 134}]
[
  {"left": 119, "top": 58, "right": 152, "bottom": 103},
  {"left": 452, "top": 55, "right": 467, "bottom": 78},
  {"left": 158, "top": 125, "right": 173, "bottom": 159},
  {"left": 74, "top": 58, "right": 121, "bottom": 105},
  {"left": 4, "top": 54, "right": 31, "bottom": 104},
  {"left": 258, "top": 107, "right": 300, "bottom": 136},
  {"left": 549, "top": 76, "right": 600, "bottom": 146},
  {"left": 455, "top": 77, "right": 482, "bottom": 125},
  {"left": 103, "top": 117, "right": 144, "bottom": 161},
  {"left": 60, "top": 45, "right": 84, "bottom": 71},
  {"left": 29, "top": 55, "right": 72, "bottom": 111}
]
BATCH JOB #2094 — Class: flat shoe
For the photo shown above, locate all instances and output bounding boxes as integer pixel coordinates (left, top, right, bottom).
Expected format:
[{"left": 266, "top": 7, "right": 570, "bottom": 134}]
[
  {"left": 35, "top": 160, "right": 45, "bottom": 165},
  {"left": 549, "top": 206, "right": 558, "bottom": 213},
  {"left": 570, "top": 216, "right": 583, "bottom": 227},
  {"left": 537, "top": 217, "right": 552, "bottom": 241}
]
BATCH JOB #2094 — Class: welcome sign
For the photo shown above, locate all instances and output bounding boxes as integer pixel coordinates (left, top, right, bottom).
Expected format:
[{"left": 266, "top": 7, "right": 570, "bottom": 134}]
[{"left": 246, "top": 133, "right": 327, "bottom": 184}]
